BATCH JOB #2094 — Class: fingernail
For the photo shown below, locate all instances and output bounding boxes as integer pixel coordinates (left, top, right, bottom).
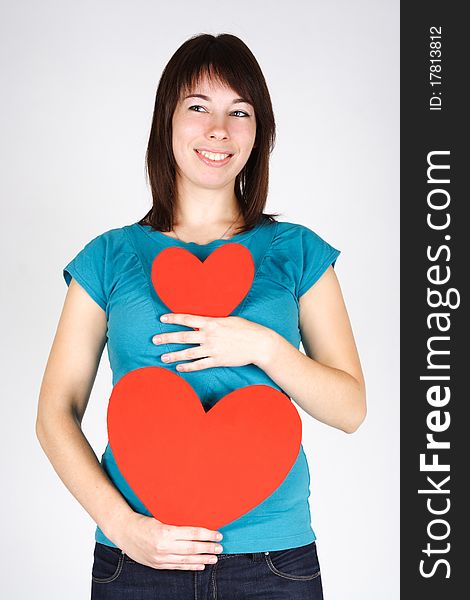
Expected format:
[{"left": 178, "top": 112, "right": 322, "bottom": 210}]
[
  {"left": 153, "top": 336, "right": 162, "bottom": 344},
  {"left": 160, "top": 315, "right": 168, "bottom": 322},
  {"left": 216, "top": 533, "right": 223, "bottom": 541}
]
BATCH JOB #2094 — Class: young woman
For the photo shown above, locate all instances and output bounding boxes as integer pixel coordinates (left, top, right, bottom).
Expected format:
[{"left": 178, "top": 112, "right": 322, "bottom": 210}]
[{"left": 36, "top": 33, "right": 366, "bottom": 599}]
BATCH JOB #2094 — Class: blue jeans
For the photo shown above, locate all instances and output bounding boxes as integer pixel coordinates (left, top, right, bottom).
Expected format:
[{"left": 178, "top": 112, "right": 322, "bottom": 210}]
[{"left": 91, "top": 540, "right": 324, "bottom": 599}]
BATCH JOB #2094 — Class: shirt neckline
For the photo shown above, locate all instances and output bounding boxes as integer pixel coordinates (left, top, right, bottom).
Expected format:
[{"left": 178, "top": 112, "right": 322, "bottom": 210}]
[{"left": 134, "top": 216, "right": 268, "bottom": 248}]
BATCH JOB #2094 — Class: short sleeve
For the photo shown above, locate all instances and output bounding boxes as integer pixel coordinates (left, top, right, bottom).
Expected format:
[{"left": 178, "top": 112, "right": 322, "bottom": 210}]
[
  {"left": 63, "top": 233, "right": 109, "bottom": 311},
  {"left": 297, "top": 226, "right": 341, "bottom": 298}
]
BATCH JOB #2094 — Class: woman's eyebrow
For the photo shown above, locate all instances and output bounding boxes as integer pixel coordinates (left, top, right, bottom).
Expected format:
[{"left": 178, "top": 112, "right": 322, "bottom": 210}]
[{"left": 183, "top": 93, "right": 252, "bottom": 105}]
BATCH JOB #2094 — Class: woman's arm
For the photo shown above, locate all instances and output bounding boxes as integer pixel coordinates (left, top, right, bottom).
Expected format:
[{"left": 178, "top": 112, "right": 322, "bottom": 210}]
[
  {"left": 35, "top": 279, "right": 135, "bottom": 544},
  {"left": 257, "top": 266, "right": 367, "bottom": 434}
]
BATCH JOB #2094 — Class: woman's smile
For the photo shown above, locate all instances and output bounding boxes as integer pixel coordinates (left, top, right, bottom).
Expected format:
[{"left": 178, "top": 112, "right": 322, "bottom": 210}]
[{"left": 194, "top": 148, "right": 234, "bottom": 168}]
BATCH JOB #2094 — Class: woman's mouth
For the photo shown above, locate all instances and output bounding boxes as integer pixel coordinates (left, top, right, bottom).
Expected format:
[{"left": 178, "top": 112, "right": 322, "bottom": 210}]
[{"left": 194, "top": 149, "right": 233, "bottom": 167}]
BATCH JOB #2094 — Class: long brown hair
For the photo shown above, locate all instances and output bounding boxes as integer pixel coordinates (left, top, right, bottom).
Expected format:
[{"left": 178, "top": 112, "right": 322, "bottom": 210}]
[{"left": 138, "top": 33, "right": 280, "bottom": 233}]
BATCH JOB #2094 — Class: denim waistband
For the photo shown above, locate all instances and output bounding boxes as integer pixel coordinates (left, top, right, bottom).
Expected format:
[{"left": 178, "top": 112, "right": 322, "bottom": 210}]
[{"left": 217, "top": 551, "right": 266, "bottom": 562}]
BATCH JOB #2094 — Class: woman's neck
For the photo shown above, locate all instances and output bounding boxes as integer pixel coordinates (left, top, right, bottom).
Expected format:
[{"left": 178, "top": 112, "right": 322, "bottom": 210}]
[{"left": 170, "top": 208, "right": 244, "bottom": 244}]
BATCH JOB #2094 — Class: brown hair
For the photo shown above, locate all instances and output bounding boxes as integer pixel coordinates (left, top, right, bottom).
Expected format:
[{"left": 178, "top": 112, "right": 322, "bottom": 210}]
[{"left": 138, "top": 33, "right": 280, "bottom": 234}]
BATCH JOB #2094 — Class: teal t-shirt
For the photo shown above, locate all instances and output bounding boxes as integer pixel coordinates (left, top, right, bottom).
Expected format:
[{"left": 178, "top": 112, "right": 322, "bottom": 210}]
[{"left": 63, "top": 215, "right": 340, "bottom": 553}]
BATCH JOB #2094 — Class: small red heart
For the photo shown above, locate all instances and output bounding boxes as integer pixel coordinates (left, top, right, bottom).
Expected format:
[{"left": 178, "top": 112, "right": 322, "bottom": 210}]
[
  {"left": 108, "top": 367, "right": 302, "bottom": 529},
  {"left": 151, "top": 243, "right": 255, "bottom": 317}
]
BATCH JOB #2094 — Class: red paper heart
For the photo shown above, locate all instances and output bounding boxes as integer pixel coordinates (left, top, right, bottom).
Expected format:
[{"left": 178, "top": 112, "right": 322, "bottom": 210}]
[
  {"left": 151, "top": 243, "right": 255, "bottom": 316},
  {"left": 108, "top": 367, "right": 302, "bottom": 529}
]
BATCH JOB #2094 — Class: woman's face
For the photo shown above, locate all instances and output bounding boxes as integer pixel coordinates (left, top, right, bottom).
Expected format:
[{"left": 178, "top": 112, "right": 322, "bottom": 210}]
[{"left": 171, "top": 75, "right": 256, "bottom": 193}]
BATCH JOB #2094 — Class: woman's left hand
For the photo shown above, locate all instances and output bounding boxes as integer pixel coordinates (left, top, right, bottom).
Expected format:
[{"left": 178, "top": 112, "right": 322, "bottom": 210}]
[{"left": 152, "top": 313, "right": 277, "bottom": 372}]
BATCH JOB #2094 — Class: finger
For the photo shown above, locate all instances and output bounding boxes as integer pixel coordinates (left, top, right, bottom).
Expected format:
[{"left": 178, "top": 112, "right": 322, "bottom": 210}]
[
  {"left": 163, "top": 554, "right": 218, "bottom": 565},
  {"left": 171, "top": 540, "right": 223, "bottom": 556},
  {"left": 161, "top": 346, "right": 208, "bottom": 364},
  {"left": 160, "top": 313, "right": 210, "bottom": 329},
  {"left": 174, "top": 526, "right": 223, "bottom": 543},
  {"left": 153, "top": 330, "right": 202, "bottom": 346},
  {"left": 176, "top": 357, "right": 215, "bottom": 372}
]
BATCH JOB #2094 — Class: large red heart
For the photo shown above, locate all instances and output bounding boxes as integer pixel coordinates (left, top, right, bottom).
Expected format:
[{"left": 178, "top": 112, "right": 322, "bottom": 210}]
[
  {"left": 107, "top": 366, "right": 302, "bottom": 529},
  {"left": 151, "top": 243, "right": 254, "bottom": 316}
]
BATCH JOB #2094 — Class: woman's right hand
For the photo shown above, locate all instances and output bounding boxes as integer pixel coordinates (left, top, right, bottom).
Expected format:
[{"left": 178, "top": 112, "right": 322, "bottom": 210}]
[{"left": 114, "top": 512, "right": 224, "bottom": 570}]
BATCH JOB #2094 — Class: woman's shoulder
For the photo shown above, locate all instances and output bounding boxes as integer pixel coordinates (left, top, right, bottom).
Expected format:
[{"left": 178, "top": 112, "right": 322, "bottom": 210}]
[
  {"left": 83, "top": 223, "right": 128, "bottom": 244},
  {"left": 63, "top": 224, "right": 137, "bottom": 278},
  {"left": 76, "top": 223, "right": 137, "bottom": 255},
  {"left": 270, "top": 219, "right": 331, "bottom": 247},
  {"left": 268, "top": 219, "right": 341, "bottom": 297},
  {"left": 62, "top": 223, "right": 139, "bottom": 310}
]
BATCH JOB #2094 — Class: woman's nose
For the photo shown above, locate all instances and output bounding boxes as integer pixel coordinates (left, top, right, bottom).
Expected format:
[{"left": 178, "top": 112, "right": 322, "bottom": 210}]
[
  {"left": 206, "top": 117, "right": 230, "bottom": 141},
  {"left": 208, "top": 131, "right": 228, "bottom": 141}
]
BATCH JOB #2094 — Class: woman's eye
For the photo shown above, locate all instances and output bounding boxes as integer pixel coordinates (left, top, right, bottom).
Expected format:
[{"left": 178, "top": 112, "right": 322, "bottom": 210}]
[{"left": 188, "top": 105, "right": 249, "bottom": 117}]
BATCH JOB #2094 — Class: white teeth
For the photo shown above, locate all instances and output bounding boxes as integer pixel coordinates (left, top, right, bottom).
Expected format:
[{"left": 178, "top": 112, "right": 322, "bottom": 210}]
[{"left": 197, "top": 150, "right": 230, "bottom": 161}]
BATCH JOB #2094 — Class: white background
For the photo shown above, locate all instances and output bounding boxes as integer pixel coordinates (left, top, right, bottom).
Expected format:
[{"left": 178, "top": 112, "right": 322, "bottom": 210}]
[{"left": 0, "top": 1, "right": 399, "bottom": 598}]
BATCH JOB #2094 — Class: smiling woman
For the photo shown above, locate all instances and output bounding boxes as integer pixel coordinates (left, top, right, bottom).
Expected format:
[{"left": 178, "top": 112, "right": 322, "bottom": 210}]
[
  {"left": 171, "top": 76, "right": 257, "bottom": 202},
  {"left": 141, "top": 33, "right": 277, "bottom": 237},
  {"left": 37, "top": 32, "right": 365, "bottom": 600}
]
